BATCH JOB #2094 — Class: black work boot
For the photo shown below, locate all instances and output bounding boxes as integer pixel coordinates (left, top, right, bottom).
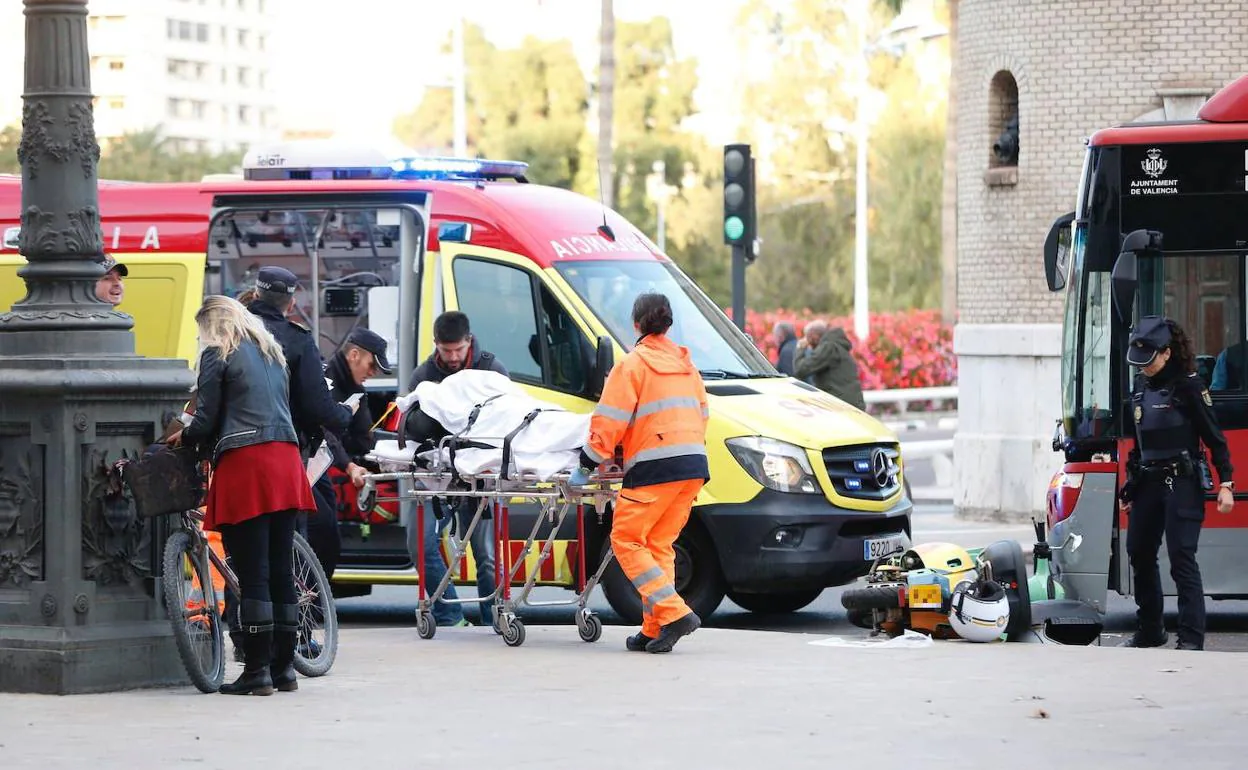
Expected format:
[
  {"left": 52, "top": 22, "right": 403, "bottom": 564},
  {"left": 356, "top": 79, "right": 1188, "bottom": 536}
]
[
  {"left": 645, "top": 612, "right": 701, "bottom": 654},
  {"left": 220, "top": 600, "right": 275, "bottom": 696},
  {"left": 229, "top": 631, "right": 246, "bottom": 664},
  {"left": 271, "top": 603, "right": 299, "bottom": 692},
  {"left": 1118, "top": 629, "right": 1169, "bottom": 648},
  {"left": 625, "top": 631, "right": 655, "bottom": 652}
]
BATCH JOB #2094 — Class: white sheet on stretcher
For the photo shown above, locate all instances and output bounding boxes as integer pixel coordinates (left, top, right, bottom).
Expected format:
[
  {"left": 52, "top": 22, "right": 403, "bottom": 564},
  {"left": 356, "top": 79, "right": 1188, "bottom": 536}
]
[{"left": 393, "top": 369, "right": 590, "bottom": 481}]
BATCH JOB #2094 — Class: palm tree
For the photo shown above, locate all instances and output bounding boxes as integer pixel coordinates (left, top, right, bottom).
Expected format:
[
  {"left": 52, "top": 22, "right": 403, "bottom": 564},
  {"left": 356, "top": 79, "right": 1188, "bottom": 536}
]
[{"left": 598, "top": 0, "right": 614, "bottom": 208}]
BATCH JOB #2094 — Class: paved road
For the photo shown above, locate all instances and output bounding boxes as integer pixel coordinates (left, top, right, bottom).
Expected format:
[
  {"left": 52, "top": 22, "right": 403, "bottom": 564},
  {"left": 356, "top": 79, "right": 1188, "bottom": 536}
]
[{"left": 335, "top": 501, "right": 1248, "bottom": 651}]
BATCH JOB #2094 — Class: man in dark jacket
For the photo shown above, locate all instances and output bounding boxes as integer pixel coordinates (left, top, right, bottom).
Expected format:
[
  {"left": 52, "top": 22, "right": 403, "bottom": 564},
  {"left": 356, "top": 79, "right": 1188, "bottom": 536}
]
[
  {"left": 407, "top": 311, "right": 509, "bottom": 627},
  {"left": 316, "top": 328, "right": 391, "bottom": 579},
  {"left": 794, "top": 320, "right": 866, "bottom": 410},
  {"left": 773, "top": 321, "right": 798, "bottom": 377},
  {"left": 247, "top": 267, "right": 353, "bottom": 571}
]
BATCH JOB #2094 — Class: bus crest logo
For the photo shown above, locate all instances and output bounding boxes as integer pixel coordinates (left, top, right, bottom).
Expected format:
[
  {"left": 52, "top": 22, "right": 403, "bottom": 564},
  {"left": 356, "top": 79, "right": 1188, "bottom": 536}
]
[{"left": 1141, "top": 148, "right": 1168, "bottom": 179}]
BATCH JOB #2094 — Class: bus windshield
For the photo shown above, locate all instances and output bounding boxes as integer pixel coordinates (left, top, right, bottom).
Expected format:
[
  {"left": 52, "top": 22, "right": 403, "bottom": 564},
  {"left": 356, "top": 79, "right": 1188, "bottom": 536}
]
[{"left": 554, "top": 260, "right": 777, "bottom": 377}]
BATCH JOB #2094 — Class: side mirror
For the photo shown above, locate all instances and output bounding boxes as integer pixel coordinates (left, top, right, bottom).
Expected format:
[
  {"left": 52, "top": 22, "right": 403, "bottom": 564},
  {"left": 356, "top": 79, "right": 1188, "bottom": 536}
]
[
  {"left": 588, "top": 335, "right": 614, "bottom": 398},
  {"left": 1111, "top": 229, "right": 1162, "bottom": 324},
  {"left": 1043, "top": 212, "right": 1075, "bottom": 292}
]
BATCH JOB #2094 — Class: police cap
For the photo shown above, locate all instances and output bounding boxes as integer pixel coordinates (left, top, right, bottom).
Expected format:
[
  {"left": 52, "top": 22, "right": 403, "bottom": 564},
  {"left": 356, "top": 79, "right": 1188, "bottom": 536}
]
[
  {"left": 347, "top": 328, "right": 392, "bottom": 374},
  {"left": 256, "top": 266, "right": 298, "bottom": 295},
  {"left": 1127, "top": 315, "right": 1172, "bottom": 367},
  {"left": 98, "top": 254, "right": 128, "bottom": 276}
]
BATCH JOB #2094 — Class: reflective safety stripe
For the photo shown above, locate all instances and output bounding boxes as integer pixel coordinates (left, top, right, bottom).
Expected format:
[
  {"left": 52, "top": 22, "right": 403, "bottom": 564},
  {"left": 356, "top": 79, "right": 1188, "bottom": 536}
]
[
  {"left": 584, "top": 444, "right": 609, "bottom": 463},
  {"left": 625, "top": 443, "right": 708, "bottom": 471},
  {"left": 634, "top": 396, "right": 703, "bottom": 419},
  {"left": 631, "top": 566, "right": 664, "bottom": 589},
  {"left": 701, "top": 407, "right": 709, "bottom": 419},
  {"left": 593, "top": 403, "right": 634, "bottom": 422},
  {"left": 649, "top": 583, "right": 677, "bottom": 604}
]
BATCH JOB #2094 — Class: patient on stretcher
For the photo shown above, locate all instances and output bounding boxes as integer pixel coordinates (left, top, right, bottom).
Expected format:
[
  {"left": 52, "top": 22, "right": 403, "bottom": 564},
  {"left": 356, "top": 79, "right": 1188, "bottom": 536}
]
[{"left": 371, "top": 370, "right": 590, "bottom": 481}]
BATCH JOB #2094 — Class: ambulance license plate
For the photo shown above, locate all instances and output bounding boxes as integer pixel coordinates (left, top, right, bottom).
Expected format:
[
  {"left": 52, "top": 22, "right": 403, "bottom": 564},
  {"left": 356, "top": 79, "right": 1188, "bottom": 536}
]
[
  {"left": 863, "top": 535, "right": 905, "bottom": 561},
  {"left": 908, "top": 584, "right": 943, "bottom": 609}
]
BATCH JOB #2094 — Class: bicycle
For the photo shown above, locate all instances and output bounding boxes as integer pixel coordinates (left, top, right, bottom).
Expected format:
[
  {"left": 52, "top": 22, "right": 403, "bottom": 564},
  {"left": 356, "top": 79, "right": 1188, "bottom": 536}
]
[{"left": 161, "top": 507, "right": 339, "bottom": 694}]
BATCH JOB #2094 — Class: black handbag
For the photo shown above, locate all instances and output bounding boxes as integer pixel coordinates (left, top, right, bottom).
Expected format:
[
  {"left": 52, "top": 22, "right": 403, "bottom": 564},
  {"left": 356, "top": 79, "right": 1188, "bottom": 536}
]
[{"left": 122, "top": 444, "right": 206, "bottom": 518}]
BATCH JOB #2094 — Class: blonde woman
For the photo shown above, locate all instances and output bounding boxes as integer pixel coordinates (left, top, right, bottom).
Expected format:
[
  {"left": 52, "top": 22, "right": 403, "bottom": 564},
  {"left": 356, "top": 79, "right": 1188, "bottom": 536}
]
[{"left": 175, "top": 295, "right": 316, "bottom": 695}]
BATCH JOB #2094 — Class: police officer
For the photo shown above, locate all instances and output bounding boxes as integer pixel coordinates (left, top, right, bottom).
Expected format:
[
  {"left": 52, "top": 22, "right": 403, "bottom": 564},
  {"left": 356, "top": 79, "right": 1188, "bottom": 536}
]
[
  {"left": 246, "top": 266, "right": 353, "bottom": 565},
  {"left": 1119, "top": 316, "right": 1234, "bottom": 651}
]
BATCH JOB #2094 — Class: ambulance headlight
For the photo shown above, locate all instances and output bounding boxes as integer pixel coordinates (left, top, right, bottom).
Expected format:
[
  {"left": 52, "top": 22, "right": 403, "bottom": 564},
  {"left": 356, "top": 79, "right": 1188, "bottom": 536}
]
[{"left": 726, "top": 437, "right": 819, "bottom": 494}]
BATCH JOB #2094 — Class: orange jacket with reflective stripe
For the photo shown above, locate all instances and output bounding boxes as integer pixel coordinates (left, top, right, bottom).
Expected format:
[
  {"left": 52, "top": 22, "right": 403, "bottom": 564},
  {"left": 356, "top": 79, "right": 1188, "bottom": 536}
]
[{"left": 584, "top": 334, "right": 709, "bottom": 487}]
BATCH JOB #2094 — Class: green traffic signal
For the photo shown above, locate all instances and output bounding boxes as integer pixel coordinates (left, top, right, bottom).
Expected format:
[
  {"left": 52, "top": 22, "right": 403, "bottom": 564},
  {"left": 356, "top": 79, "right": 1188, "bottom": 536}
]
[{"left": 724, "top": 216, "right": 745, "bottom": 241}]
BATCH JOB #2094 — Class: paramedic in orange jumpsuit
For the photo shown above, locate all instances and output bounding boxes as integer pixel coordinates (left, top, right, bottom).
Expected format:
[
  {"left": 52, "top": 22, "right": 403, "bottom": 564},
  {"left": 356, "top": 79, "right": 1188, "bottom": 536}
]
[{"left": 576, "top": 292, "right": 709, "bottom": 654}]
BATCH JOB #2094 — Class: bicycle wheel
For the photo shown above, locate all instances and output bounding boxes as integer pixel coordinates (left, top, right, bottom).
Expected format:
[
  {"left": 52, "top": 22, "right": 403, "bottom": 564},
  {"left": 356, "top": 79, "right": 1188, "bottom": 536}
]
[
  {"left": 291, "top": 532, "right": 338, "bottom": 677},
  {"left": 162, "top": 528, "right": 226, "bottom": 693}
]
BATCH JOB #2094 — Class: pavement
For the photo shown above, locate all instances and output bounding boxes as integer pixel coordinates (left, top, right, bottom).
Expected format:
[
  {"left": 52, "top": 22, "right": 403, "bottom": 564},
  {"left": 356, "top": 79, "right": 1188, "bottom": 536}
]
[{"left": 2, "top": 625, "right": 1247, "bottom": 768}]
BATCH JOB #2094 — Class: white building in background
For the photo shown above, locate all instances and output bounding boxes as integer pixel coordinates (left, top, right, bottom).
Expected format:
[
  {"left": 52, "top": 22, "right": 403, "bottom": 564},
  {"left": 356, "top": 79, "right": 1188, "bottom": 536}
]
[{"left": 0, "top": 0, "right": 279, "bottom": 153}]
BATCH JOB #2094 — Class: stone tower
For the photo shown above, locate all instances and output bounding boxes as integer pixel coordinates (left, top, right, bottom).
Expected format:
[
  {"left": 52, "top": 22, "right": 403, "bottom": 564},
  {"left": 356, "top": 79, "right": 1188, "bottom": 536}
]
[{"left": 952, "top": 0, "right": 1248, "bottom": 519}]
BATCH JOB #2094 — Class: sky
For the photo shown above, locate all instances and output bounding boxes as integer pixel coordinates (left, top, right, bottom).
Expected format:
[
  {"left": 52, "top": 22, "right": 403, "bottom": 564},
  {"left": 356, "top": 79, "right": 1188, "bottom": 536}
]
[{"left": 267, "top": 0, "right": 745, "bottom": 147}]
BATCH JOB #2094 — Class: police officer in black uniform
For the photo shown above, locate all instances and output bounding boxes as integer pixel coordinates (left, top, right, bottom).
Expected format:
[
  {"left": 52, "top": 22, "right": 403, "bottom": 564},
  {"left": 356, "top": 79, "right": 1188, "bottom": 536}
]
[
  {"left": 1118, "top": 316, "right": 1235, "bottom": 650},
  {"left": 247, "top": 267, "right": 353, "bottom": 557}
]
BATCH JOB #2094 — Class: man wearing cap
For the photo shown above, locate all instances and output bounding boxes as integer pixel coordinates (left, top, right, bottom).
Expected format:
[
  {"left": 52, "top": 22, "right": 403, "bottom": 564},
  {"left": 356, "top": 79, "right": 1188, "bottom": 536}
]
[
  {"left": 1118, "top": 315, "right": 1234, "bottom": 651},
  {"left": 315, "top": 328, "right": 391, "bottom": 578},
  {"left": 95, "top": 255, "right": 127, "bottom": 306}
]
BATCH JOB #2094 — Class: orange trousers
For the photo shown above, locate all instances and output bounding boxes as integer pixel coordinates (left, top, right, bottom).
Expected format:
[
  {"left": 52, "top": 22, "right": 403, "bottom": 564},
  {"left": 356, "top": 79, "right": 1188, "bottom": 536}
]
[{"left": 610, "top": 478, "right": 704, "bottom": 637}]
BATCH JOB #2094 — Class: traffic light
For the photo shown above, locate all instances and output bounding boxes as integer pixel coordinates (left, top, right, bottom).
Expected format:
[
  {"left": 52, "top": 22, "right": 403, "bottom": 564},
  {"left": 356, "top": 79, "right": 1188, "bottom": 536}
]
[{"left": 723, "top": 144, "right": 755, "bottom": 251}]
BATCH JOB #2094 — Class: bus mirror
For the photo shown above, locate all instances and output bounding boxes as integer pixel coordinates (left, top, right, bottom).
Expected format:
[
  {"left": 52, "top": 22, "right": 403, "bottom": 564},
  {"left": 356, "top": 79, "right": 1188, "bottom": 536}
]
[
  {"left": 1043, "top": 212, "right": 1075, "bottom": 292},
  {"left": 1111, "top": 229, "right": 1163, "bottom": 324},
  {"left": 589, "top": 335, "right": 614, "bottom": 398},
  {"left": 1110, "top": 251, "right": 1138, "bottom": 323}
]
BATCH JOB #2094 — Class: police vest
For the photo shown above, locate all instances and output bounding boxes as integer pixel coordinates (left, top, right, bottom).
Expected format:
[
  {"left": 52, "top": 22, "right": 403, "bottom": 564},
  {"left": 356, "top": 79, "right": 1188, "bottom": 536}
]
[{"left": 1132, "top": 381, "right": 1198, "bottom": 463}]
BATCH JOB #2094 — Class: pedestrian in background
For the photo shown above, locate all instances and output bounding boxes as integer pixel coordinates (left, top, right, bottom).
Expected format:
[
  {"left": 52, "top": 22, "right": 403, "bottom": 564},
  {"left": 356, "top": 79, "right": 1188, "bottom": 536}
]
[
  {"left": 795, "top": 320, "right": 866, "bottom": 410},
  {"left": 1118, "top": 316, "right": 1234, "bottom": 651},
  {"left": 576, "top": 292, "right": 709, "bottom": 654},
  {"left": 175, "top": 295, "right": 318, "bottom": 695},
  {"left": 773, "top": 321, "right": 798, "bottom": 377}
]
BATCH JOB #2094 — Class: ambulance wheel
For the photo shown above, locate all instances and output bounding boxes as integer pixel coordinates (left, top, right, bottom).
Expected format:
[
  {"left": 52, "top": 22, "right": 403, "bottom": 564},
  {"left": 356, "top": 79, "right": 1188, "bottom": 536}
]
[
  {"left": 502, "top": 619, "right": 526, "bottom": 647},
  {"left": 841, "top": 585, "right": 901, "bottom": 611},
  {"left": 578, "top": 613, "right": 603, "bottom": 643},
  {"left": 728, "top": 588, "right": 824, "bottom": 614},
  {"left": 417, "top": 612, "right": 436, "bottom": 640},
  {"left": 600, "top": 524, "right": 725, "bottom": 624}
]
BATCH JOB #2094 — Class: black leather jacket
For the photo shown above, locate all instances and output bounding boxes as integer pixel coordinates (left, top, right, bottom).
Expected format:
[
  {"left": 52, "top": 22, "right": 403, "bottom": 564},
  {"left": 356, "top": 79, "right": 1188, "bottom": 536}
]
[{"left": 183, "top": 340, "right": 299, "bottom": 464}]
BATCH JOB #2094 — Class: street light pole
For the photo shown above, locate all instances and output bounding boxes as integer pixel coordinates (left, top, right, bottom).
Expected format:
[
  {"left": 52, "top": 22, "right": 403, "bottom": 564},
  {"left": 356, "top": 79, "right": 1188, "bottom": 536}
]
[{"left": 0, "top": 0, "right": 193, "bottom": 693}]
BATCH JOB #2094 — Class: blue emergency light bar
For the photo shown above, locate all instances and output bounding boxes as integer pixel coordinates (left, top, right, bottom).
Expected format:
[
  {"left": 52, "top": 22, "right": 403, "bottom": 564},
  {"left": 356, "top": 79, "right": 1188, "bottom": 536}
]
[{"left": 388, "top": 156, "right": 529, "bottom": 182}]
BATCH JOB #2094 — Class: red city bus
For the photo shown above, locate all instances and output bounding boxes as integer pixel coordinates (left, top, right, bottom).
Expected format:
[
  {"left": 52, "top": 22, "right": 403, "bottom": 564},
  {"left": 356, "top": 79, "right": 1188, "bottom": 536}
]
[{"left": 1043, "top": 73, "right": 1248, "bottom": 612}]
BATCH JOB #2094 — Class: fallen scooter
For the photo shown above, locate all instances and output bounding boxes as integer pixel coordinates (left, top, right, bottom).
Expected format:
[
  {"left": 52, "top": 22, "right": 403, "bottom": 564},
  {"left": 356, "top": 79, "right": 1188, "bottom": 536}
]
[{"left": 840, "top": 521, "right": 1103, "bottom": 645}]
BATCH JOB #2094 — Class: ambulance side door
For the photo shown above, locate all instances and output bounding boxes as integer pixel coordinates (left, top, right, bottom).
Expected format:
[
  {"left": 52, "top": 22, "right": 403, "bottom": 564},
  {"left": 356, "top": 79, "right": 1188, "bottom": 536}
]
[{"left": 439, "top": 246, "right": 600, "bottom": 410}]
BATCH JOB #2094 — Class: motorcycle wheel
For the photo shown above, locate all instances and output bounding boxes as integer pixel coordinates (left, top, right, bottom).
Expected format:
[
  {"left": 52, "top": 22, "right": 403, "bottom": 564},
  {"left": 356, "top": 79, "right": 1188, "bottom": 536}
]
[{"left": 840, "top": 584, "right": 902, "bottom": 611}]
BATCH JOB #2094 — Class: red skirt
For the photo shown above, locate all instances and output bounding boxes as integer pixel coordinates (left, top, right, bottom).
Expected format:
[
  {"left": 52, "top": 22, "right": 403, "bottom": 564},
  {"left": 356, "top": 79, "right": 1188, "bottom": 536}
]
[{"left": 203, "top": 441, "right": 316, "bottom": 531}]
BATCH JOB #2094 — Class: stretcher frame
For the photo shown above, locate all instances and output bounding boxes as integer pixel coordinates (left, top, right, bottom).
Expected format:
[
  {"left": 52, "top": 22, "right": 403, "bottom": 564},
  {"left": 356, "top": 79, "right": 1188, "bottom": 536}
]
[{"left": 358, "top": 440, "right": 621, "bottom": 648}]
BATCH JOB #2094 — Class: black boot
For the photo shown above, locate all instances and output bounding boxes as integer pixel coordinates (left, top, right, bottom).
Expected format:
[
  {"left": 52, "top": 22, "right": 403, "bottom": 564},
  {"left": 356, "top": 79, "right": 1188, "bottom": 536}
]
[
  {"left": 1118, "top": 629, "right": 1169, "bottom": 648},
  {"left": 271, "top": 603, "right": 299, "bottom": 692},
  {"left": 220, "top": 600, "right": 275, "bottom": 696},
  {"left": 646, "top": 612, "right": 701, "bottom": 654},
  {"left": 625, "top": 631, "right": 654, "bottom": 652},
  {"left": 229, "top": 631, "right": 246, "bottom": 664}
]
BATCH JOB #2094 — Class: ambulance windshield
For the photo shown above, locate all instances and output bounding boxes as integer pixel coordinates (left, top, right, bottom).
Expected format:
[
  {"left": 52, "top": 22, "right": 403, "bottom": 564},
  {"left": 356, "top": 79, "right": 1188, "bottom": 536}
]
[{"left": 555, "top": 260, "right": 776, "bottom": 377}]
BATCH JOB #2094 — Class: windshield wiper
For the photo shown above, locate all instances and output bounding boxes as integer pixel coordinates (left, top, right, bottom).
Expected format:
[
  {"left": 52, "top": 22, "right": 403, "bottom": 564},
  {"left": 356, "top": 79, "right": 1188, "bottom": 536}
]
[{"left": 699, "top": 369, "right": 756, "bottom": 380}]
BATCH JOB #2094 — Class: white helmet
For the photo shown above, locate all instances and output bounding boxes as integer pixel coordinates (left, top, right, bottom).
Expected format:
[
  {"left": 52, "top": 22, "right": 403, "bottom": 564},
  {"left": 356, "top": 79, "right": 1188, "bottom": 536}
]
[{"left": 949, "top": 578, "right": 1010, "bottom": 643}]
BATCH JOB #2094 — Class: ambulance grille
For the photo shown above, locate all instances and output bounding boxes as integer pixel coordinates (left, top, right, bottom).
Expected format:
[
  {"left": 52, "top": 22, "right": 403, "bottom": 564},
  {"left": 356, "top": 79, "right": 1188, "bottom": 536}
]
[{"left": 821, "top": 443, "right": 902, "bottom": 501}]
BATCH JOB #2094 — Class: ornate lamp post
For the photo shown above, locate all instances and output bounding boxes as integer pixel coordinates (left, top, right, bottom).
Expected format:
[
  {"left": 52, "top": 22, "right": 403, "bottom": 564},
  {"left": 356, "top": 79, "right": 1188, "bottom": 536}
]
[{"left": 0, "top": 0, "right": 194, "bottom": 693}]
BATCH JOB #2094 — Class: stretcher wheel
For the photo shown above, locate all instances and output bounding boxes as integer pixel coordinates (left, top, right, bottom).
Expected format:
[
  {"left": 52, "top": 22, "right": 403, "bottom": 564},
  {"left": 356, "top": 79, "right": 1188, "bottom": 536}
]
[
  {"left": 502, "top": 619, "right": 526, "bottom": 647},
  {"left": 417, "top": 612, "right": 436, "bottom": 640},
  {"left": 577, "top": 614, "right": 603, "bottom": 643}
]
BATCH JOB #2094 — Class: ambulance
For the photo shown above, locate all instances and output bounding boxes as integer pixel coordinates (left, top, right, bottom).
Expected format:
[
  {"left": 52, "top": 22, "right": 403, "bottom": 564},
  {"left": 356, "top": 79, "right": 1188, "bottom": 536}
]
[{"left": 0, "top": 142, "right": 913, "bottom": 621}]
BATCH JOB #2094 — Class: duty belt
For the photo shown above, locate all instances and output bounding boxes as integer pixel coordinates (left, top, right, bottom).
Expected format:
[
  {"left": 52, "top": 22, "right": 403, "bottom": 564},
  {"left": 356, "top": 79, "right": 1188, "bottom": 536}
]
[{"left": 1139, "top": 458, "right": 1193, "bottom": 479}]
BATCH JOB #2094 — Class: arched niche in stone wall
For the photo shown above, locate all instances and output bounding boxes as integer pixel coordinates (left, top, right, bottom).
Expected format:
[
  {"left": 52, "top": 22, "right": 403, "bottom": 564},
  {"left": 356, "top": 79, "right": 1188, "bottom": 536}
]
[{"left": 988, "top": 70, "right": 1019, "bottom": 167}]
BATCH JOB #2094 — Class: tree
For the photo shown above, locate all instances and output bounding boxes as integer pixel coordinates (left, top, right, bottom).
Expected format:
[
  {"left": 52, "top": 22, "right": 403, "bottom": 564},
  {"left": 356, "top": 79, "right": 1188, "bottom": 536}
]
[
  {"left": 0, "top": 125, "right": 19, "bottom": 175},
  {"left": 96, "top": 128, "right": 240, "bottom": 182},
  {"left": 392, "top": 26, "right": 588, "bottom": 189}
]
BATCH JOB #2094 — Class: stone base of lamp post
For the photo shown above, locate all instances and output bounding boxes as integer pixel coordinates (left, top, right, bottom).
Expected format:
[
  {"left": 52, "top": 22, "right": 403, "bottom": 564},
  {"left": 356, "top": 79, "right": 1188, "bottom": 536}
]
[{"left": 0, "top": 355, "right": 194, "bottom": 694}]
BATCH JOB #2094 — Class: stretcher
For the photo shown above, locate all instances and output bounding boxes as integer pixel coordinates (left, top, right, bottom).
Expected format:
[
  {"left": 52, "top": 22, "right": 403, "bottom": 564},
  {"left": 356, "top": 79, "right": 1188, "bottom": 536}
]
[{"left": 358, "top": 437, "right": 622, "bottom": 647}]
